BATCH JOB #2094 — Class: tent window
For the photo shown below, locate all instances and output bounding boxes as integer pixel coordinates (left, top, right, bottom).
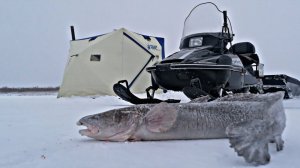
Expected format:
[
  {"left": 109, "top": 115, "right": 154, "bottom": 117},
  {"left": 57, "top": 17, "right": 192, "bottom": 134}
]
[{"left": 90, "top": 54, "right": 101, "bottom": 61}]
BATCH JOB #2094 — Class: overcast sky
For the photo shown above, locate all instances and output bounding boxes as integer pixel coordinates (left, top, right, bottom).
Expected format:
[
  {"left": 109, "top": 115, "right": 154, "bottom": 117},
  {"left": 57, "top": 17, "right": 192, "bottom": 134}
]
[{"left": 1, "top": 0, "right": 300, "bottom": 87}]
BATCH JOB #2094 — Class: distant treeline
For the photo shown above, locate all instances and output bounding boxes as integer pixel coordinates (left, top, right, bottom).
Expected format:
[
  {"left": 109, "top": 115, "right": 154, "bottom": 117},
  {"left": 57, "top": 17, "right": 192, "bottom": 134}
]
[{"left": 0, "top": 87, "right": 59, "bottom": 93}]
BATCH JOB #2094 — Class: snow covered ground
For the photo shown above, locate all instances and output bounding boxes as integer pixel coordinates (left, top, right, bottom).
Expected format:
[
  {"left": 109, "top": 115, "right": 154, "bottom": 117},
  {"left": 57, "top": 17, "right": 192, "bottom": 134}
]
[{"left": 0, "top": 93, "right": 299, "bottom": 168}]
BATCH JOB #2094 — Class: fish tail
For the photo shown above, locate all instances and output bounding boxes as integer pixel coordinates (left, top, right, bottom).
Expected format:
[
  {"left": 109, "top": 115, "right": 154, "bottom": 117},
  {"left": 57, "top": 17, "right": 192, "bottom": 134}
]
[{"left": 225, "top": 120, "right": 273, "bottom": 166}]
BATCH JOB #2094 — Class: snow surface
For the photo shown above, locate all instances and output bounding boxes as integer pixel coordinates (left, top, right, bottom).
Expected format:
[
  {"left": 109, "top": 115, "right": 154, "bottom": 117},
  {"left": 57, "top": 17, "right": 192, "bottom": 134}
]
[{"left": 0, "top": 93, "right": 299, "bottom": 168}]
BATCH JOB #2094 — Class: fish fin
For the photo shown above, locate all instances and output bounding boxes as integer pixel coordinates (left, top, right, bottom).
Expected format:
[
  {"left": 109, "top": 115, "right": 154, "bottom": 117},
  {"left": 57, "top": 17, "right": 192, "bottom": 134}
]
[
  {"left": 107, "top": 122, "right": 138, "bottom": 142},
  {"left": 226, "top": 119, "right": 273, "bottom": 166},
  {"left": 145, "top": 102, "right": 177, "bottom": 133},
  {"left": 274, "top": 135, "right": 284, "bottom": 151}
]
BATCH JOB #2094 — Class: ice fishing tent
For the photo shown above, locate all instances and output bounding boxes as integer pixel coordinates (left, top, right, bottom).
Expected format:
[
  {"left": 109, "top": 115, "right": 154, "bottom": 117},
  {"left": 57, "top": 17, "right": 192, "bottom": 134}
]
[{"left": 58, "top": 28, "right": 165, "bottom": 97}]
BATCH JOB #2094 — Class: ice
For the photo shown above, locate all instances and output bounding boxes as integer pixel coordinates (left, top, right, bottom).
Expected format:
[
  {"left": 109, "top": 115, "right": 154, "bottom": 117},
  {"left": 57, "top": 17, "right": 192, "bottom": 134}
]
[{"left": 0, "top": 93, "right": 299, "bottom": 168}]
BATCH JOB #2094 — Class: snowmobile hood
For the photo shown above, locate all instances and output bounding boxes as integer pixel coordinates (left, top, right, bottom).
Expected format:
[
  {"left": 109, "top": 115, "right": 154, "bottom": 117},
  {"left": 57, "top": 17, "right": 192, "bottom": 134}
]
[
  {"left": 160, "top": 46, "right": 236, "bottom": 67},
  {"left": 161, "top": 47, "right": 215, "bottom": 64}
]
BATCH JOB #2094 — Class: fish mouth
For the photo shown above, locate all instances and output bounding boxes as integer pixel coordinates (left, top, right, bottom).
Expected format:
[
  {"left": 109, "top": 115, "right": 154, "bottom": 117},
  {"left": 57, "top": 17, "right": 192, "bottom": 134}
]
[{"left": 77, "top": 121, "right": 99, "bottom": 136}]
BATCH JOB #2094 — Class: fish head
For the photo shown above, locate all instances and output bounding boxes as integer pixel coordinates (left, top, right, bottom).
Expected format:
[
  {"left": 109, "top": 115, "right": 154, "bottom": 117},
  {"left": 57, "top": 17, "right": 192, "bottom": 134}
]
[{"left": 77, "top": 107, "right": 142, "bottom": 141}]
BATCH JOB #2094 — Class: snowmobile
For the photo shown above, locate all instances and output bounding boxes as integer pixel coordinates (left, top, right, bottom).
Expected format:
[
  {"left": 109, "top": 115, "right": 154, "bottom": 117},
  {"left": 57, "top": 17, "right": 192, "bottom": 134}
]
[{"left": 113, "top": 2, "right": 300, "bottom": 104}]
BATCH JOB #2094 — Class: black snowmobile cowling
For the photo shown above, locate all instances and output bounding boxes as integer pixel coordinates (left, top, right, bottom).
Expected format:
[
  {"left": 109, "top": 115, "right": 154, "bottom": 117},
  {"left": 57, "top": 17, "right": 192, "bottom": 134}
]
[{"left": 146, "top": 33, "right": 262, "bottom": 98}]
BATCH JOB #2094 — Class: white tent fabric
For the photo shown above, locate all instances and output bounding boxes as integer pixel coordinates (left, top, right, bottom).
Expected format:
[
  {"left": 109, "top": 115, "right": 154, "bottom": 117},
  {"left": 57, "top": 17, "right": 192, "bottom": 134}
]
[{"left": 58, "top": 28, "right": 164, "bottom": 97}]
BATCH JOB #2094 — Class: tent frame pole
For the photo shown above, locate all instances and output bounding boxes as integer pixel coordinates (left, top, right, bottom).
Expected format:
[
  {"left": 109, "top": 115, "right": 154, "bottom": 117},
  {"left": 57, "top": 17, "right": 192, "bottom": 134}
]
[
  {"left": 70, "top": 26, "right": 76, "bottom": 40},
  {"left": 128, "top": 55, "right": 154, "bottom": 88}
]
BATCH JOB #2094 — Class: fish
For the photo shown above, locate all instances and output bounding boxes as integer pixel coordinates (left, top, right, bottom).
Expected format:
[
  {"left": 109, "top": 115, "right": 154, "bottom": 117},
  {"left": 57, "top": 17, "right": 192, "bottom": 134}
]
[{"left": 77, "top": 92, "right": 286, "bottom": 165}]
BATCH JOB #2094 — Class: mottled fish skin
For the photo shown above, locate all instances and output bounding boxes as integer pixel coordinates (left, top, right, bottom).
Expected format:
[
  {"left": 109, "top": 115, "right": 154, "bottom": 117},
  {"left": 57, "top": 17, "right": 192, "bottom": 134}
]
[{"left": 132, "top": 101, "right": 266, "bottom": 140}]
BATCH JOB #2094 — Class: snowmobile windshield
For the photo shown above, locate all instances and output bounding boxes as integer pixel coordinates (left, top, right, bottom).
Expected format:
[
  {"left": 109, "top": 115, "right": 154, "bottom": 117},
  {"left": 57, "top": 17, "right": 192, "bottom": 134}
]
[{"left": 182, "top": 2, "right": 233, "bottom": 38}]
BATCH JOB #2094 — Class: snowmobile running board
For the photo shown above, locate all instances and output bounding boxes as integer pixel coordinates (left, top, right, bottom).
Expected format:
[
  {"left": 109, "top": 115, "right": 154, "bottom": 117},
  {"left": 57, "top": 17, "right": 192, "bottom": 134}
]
[{"left": 113, "top": 80, "right": 180, "bottom": 104}]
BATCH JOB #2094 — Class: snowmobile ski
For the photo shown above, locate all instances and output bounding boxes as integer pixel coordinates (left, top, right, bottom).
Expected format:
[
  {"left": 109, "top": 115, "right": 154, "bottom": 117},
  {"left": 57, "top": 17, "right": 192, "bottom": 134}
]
[{"left": 113, "top": 80, "right": 180, "bottom": 104}]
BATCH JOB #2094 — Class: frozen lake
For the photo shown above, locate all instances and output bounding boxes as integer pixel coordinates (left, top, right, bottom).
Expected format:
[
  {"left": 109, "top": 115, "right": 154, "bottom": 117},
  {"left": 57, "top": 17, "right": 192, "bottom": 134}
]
[{"left": 0, "top": 93, "right": 299, "bottom": 168}]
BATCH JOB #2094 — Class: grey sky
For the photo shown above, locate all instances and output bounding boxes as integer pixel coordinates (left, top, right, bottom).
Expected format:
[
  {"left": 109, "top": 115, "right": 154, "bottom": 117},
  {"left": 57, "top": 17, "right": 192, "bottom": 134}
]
[{"left": 1, "top": 0, "right": 299, "bottom": 87}]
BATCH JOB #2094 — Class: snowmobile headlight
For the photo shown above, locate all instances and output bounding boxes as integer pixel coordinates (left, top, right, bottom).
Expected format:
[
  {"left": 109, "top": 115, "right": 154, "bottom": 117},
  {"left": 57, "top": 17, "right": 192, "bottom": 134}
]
[{"left": 189, "top": 37, "right": 203, "bottom": 48}]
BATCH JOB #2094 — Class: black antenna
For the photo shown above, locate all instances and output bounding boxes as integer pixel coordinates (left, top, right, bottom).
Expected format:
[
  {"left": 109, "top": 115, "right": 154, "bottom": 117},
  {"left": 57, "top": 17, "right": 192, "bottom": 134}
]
[
  {"left": 222, "top": 11, "right": 229, "bottom": 34},
  {"left": 70, "top": 26, "right": 76, "bottom": 40},
  {"left": 221, "top": 10, "right": 230, "bottom": 54}
]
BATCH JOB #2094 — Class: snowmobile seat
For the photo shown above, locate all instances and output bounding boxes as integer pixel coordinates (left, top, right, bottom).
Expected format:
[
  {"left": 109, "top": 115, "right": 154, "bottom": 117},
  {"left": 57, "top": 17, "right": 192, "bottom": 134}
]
[
  {"left": 230, "top": 42, "right": 255, "bottom": 55},
  {"left": 229, "top": 42, "right": 259, "bottom": 64},
  {"left": 230, "top": 42, "right": 260, "bottom": 76}
]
